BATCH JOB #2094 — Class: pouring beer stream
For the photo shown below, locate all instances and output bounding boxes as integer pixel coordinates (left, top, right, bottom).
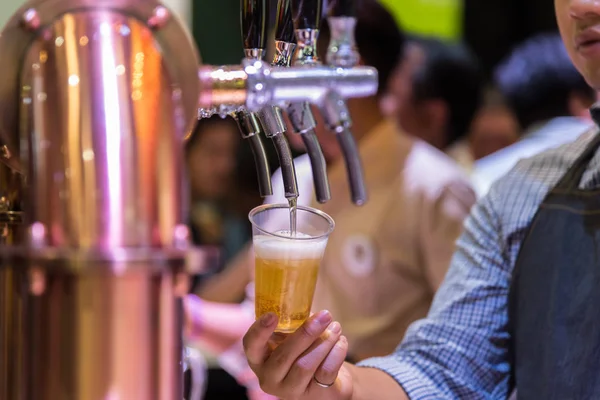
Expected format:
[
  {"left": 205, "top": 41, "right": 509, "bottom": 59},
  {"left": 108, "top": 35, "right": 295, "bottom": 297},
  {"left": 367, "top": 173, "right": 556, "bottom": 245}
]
[{"left": 0, "top": 0, "right": 376, "bottom": 397}]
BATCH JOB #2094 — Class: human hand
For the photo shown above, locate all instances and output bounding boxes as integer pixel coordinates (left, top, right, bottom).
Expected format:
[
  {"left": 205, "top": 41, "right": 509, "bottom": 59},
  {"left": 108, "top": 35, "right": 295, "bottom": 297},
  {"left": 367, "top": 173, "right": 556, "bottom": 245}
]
[{"left": 243, "top": 311, "right": 353, "bottom": 400}]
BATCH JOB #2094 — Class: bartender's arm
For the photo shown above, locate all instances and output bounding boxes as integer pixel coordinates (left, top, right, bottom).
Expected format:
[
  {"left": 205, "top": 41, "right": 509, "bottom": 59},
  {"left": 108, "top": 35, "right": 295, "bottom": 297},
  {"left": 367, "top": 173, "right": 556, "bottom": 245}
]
[
  {"left": 243, "top": 187, "right": 513, "bottom": 399},
  {"left": 420, "top": 181, "right": 477, "bottom": 290}
]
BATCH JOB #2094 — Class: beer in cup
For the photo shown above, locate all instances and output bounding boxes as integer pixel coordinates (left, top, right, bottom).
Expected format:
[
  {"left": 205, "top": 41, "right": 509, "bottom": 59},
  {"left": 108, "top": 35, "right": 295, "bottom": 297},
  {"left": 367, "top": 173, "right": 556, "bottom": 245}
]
[{"left": 249, "top": 204, "right": 334, "bottom": 333}]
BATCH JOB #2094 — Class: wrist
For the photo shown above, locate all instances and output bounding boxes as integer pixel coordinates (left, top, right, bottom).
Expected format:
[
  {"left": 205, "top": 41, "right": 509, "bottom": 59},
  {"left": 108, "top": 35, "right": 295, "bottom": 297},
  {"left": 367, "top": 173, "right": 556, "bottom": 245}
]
[{"left": 345, "top": 363, "right": 361, "bottom": 400}]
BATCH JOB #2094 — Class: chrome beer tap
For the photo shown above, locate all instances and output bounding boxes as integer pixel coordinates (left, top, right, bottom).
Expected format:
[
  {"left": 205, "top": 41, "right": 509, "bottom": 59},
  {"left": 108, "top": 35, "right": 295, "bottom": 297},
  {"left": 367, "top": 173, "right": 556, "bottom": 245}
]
[
  {"left": 291, "top": 0, "right": 367, "bottom": 205},
  {"left": 234, "top": 0, "right": 274, "bottom": 198},
  {"left": 275, "top": 0, "right": 331, "bottom": 203},
  {"left": 244, "top": 0, "right": 299, "bottom": 201}
]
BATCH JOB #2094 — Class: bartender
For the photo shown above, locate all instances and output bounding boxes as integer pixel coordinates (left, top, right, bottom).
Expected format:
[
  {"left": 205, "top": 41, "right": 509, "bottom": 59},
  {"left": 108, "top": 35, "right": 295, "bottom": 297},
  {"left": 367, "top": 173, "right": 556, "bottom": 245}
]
[{"left": 241, "top": 0, "right": 600, "bottom": 399}]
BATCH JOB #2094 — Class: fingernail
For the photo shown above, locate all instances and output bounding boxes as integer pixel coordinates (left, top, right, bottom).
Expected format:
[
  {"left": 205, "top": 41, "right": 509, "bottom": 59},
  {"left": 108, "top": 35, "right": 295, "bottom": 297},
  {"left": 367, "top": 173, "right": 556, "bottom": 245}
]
[
  {"left": 260, "top": 313, "right": 276, "bottom": 327},
  {"left": 315, "top": 310, "right": 332, "bottom": 326},
  {"left": 327, "top": 321, "right": 341, "bottom": 334}
]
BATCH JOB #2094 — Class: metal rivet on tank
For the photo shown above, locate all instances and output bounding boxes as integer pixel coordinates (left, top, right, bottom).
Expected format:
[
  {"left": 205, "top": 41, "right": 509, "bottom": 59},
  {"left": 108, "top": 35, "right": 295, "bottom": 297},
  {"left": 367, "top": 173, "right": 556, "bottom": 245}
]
[
  {"left": 21, "top": 8, "right": 40, "bottom": 31},
  {"left": 147, "top": 6, "right": 170, "bottom": 30}
]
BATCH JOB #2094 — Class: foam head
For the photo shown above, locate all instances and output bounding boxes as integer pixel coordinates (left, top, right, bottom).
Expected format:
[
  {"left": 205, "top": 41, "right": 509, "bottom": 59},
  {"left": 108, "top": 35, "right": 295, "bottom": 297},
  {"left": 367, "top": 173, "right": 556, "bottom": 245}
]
[{"left": 253, "top": 230, "right": 328, "bottom": 261}]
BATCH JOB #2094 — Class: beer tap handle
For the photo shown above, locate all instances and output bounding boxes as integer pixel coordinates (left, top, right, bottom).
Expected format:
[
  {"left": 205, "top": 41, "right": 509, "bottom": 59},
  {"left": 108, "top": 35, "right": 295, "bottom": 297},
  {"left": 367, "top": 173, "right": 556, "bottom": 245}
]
[
  {"left": 241, "top": 0, "right": 267, "bottom": 58},
  {"left": 242, "top": 0, "right": 299, "bottom": 200},
  {"left": 275, "top": 0, "right": 330, "bottom": 203},
  {"left": 291, "top": 0, "right": 323, "bottom": 30},
  {"left": 248, "top": 134, "right": 273, "bottom": 197},
  {"left": 328, "top": 0, "right": 357, "bottom": 17},
  {"left": 321, "top": 90, "right": 367, "bottom": 206},
  {"left": 300, "top": 129, "right": 331, "bottom": 203},
  {"left": 275, "top": 0, "right": 295, "bottom": 44}
]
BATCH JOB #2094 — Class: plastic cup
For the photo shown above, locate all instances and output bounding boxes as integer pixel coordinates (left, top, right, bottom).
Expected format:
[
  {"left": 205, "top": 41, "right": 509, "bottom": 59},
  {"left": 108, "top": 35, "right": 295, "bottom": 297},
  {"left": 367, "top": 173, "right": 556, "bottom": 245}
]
[{"left": 249, "top": 204, "right": 334, "bottom": 333}]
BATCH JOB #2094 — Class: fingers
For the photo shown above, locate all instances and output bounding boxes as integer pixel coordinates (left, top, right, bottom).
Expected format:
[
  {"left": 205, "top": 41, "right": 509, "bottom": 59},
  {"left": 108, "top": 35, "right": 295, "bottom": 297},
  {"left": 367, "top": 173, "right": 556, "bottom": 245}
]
[
  {"left": 312, "top": 335, "right": 348, "bottom": 390},
  {"left": 260, "top": 310, "right": 333, "bottom": 384},
  {"left": 282, "top": 321, "right": 343, "bottom": 394},
  {"left": 243, "top": 313, "right": 278, "bottom": 371}
]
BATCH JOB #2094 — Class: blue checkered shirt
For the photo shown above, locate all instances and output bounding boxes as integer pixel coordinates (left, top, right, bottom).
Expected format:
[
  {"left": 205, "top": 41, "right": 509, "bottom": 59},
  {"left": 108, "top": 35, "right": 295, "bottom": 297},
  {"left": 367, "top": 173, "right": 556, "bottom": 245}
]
[{"left": 358, "top": 128, "right": 600, "bottom": 399}]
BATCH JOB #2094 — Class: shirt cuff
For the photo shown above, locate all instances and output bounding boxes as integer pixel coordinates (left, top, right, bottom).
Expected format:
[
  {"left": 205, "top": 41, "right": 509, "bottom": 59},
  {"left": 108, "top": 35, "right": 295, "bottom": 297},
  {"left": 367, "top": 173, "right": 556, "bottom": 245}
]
[{"left": 357, "top": 355, "right": 449, "bottom": 400}]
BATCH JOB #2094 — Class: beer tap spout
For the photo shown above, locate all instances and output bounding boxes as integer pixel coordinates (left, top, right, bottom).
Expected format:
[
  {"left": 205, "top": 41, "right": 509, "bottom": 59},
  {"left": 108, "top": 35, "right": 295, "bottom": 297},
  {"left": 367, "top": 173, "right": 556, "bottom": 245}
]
[
  {"left": 243, "top": 0, "right": 299, "bottom": 201},
  {"left": 291, "top": 0, "right": 366, "bottom": 205},
  {"left": 234, "top": 110, "right": 273, "bottom": 197},
  {"left": 322, "top": 0, "right": 366, "bottom": 205},
  {"left": 276, "top": 0, "right": 330, "bottom": 203}
]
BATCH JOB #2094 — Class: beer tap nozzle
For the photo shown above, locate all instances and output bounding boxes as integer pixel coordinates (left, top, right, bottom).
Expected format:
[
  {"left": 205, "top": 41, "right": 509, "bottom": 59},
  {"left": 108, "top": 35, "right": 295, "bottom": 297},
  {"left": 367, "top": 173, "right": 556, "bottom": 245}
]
[
  {"left": 232, "top": 0, "right": 273, "bottom": 197},
  {"left": 291, "top": 0, "right": 366, "bottom": 205},
  {"left": 276, "top": 0, "right": 330, "bottom": 203},
  {"left": 234, "top": 111, "right": 273, "bottom": 197},
  {"left": 243, "top": 0, "right": 299, "bottom": 200},
  {"left": 322, "top": 0, "right": 366, "bottom": 205}
]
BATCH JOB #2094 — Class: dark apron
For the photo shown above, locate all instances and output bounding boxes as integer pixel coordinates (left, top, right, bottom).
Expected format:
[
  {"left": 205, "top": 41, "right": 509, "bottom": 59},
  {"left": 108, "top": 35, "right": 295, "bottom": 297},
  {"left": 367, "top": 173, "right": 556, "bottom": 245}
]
[{"left": 509, "top": 131, "right": 600, "bottom": 399}]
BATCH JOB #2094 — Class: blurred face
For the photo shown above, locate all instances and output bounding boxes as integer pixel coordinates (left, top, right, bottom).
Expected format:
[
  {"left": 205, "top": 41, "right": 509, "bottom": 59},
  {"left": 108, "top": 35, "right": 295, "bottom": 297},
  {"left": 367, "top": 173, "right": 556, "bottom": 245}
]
[
  {"left": 469, "top": 106, "right": 520, "bottom": 160},
  {"left": 381, "top": 43, "right": 424, "bottom": 130},
  {"left": 382, "top": 44, "right": 450, "bottom": 148},
  {"left": 187, "top": 123, "right": 239, "bottom": 200},
  {"left": 556, "top": 0, "right": 600, "bottom": 89}
]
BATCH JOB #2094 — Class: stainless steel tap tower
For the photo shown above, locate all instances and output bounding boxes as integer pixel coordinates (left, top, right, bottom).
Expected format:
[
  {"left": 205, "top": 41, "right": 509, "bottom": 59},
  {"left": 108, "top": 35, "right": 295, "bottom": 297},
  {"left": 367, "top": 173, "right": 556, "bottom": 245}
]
[{"left": 0, "top": 0, "right": 377, "bottom": 398}]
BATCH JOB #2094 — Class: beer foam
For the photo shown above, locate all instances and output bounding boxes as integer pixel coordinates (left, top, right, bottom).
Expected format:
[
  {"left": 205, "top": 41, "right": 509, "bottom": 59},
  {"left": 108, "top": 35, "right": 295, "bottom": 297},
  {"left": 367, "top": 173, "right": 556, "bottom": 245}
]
[{"left": 253, "top": 231, "right": 328, "bottom": 260}]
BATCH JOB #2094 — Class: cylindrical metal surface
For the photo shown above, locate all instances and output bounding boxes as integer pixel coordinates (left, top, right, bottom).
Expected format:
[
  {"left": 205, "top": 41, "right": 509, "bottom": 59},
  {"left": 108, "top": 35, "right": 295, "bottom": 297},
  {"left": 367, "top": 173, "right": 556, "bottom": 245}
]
[
  {"left": 268, "top": 65, "right": 378, "bottom": 103},
  {"left": 233, "top": 110, "right": 273, "bottom": 197},
  {"left": 0, "top": 214, "right": 25, "bottom": 400},
  {"left": 1, "top": 9, "right": 191, "bottom": 399},
  {"left": 325, "top": 16, "right": 359, "bottom": 68},
  {"left": 0, "top": 134, "right": 25, "bottom": 400},
  {"left": 270, "top": 134, "right": 299, "bottom": 199},
  {"left": 299, "top": 130, "right": 331, "bottom": 203},
  {"left": 2, "top": 261, "right": 183, "bottom": 400},
  {"left": 197, "top": 62, "right": 378, "bottom": 111},
  {"left": 19, "top": 10, "right": 186, "bottom": 249}
]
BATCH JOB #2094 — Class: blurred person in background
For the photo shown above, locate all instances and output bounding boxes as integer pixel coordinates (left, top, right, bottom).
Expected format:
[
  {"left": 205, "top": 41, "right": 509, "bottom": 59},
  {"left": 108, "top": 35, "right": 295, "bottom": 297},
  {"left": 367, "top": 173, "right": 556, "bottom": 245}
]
[
  {"left": 186, "top": 116, "right": 251, "bottom": 287},
  {"left": 467, "top": 87, "right": 520, "bottom": 163},
  {"left": 382, "top": 35, "right": 486, "bottom": 172},
  {"left": 472, "top": 33, "right": 596, "bottom": 197},
  {"left": 185, "top": 0, "right": 475, "bottom": 396}
]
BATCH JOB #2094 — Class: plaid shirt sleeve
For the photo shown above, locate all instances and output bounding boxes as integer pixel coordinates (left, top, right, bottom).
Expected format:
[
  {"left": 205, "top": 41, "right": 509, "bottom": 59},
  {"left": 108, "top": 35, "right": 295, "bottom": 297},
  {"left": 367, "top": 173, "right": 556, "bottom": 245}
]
[{"left": 358, "top": 190, "right": 513, "bottom": 399}]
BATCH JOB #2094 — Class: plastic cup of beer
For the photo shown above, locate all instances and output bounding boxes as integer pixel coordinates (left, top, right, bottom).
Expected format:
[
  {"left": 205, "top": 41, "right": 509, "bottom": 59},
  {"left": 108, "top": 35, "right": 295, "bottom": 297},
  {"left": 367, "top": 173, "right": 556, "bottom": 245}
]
[{"left": 249, "top": 203, "right": 335, "bottom": 333}]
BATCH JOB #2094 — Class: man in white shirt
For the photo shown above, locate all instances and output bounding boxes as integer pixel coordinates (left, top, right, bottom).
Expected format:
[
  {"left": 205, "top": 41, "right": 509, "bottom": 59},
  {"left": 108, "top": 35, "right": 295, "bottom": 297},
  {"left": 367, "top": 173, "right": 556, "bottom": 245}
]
[
  {"left": 472, "top": 33, "right": 596, "bottom": 197},
  {"left": 381, "top": 36, "right": 487, "bottom": 173}
]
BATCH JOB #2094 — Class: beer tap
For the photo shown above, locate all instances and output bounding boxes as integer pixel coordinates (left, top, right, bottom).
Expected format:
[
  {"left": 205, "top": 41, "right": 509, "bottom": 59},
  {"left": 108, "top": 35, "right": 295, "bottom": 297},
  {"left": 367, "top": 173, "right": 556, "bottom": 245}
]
[
  {"left": 291, "top": 0, "right": 367, "bottom": 205},
  {"left": 276, "top": 0, "right": 331, "bottom": 203},
  {"left": 243, "top": 0, "right": 299, "bottom": 201},
  {"left": 233, "top": 0, "right": 273, "bottom": 198}
]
